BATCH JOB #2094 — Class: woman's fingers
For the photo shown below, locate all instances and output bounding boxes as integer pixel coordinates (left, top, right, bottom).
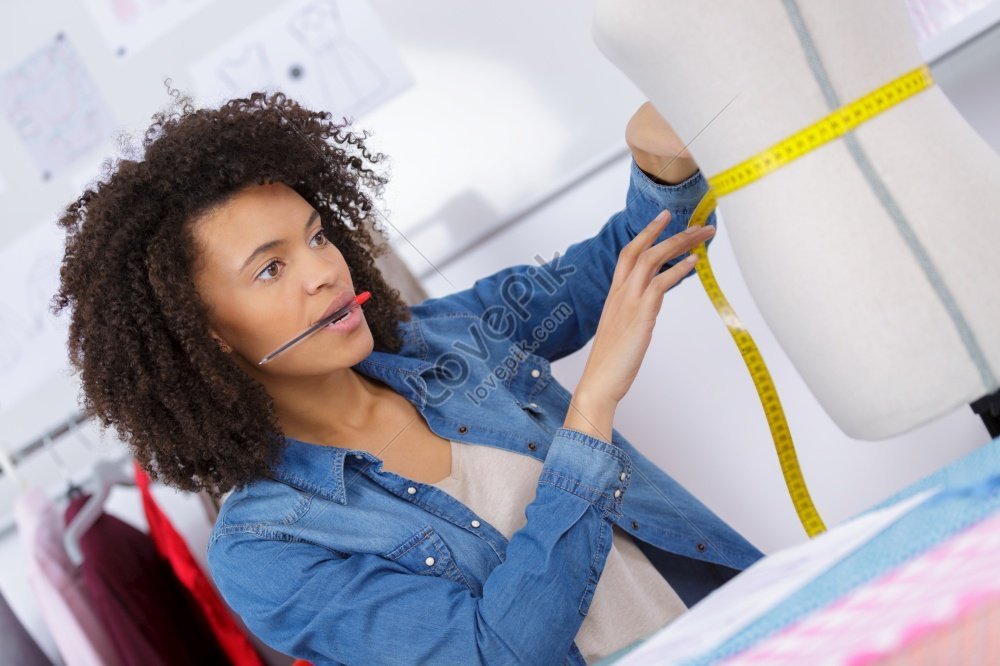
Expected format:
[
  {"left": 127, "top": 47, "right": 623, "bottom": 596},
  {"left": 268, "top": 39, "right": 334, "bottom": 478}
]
[
  {"left": 582, "top": 211, "right": 713, "bottom": 406},
  {"left": 643, "top": 252, "right": 700, "bottom": 314},
  {"left": 610, "top": 209, "right": 673, "bottom": 289},
  {"left": 628, "top": 223, "right": 715, "bottom": 297}
]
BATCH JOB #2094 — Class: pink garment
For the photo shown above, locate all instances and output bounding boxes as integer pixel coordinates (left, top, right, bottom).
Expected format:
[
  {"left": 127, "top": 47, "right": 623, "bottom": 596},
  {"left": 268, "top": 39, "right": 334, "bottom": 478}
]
[
  {"left": 723, "top": 510, "right": 1000, "bottom": 665},
  {"left": 13, "top": 485, "right": 123, "bottom": 666}
]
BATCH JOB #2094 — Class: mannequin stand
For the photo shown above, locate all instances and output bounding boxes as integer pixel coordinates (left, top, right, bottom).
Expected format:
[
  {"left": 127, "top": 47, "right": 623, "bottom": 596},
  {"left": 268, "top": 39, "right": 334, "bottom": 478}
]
[{"left": 971, "top": 389, "right": 1000, "bottom": 439}]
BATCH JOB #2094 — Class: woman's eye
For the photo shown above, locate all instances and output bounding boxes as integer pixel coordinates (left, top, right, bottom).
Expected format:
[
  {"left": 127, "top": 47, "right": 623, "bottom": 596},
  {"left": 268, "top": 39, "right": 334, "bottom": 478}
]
[
  {"left": 256, "top": 260, "right": 282, "bottom": 282},
  {"left": 257, "top": 229, "right": 328, "bottom": 282},
  {"left": 309, "top": 228, "right": 328, "bottom": 248}
]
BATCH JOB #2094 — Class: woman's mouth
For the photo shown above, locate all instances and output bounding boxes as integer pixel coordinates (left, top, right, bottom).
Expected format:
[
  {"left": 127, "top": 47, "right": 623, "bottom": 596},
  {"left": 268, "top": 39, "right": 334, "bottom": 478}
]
[{"left": 322, "top": 304, "right": 363, "bottom": 334}]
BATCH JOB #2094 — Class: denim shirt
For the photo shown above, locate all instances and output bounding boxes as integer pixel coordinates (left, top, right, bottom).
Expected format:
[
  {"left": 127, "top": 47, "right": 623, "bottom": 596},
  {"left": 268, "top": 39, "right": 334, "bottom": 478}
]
[{"left": 206, "top": 158, "right": 765, "bottom": 666}]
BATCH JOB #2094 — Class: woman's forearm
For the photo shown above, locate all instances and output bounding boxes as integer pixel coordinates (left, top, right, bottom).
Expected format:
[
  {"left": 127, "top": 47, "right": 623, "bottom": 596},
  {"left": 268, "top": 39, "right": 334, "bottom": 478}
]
[
  {"left": 626, "top": 101, "right": 700, "bottom": 185},
  {"left": 563, "top": 388, "right": 617, "bottom": 446},
  {"left": 632, "top": 148, "right": 700, "bottom": 186}
]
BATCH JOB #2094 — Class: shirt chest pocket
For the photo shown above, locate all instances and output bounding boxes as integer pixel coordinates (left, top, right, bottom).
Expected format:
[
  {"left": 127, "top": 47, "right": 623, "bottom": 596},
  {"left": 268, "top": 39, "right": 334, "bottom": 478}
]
[
  {"left": 515, "top": 398, "right": 546, "bottom": 418},
  {"left": 384, "top": 525, "right": 475, "bottom": 593},
  {"left": 507, "top": 351, "right": 552, "bottom": 399}
]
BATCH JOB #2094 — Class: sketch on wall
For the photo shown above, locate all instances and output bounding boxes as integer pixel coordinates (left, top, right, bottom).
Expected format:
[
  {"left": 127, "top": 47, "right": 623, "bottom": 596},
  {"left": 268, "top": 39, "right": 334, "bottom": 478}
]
[
  {"left": 0, "top": 219, "right": 73, "bottom": 412},
  {"left": 190, "top": 0, "right": 412, "bottom": 124},
  {"left": 0, "top": 33, "right": 118, "bottom": 182},
  {"left": 81, "top": 0, "right": 214, "bottom": 59}
]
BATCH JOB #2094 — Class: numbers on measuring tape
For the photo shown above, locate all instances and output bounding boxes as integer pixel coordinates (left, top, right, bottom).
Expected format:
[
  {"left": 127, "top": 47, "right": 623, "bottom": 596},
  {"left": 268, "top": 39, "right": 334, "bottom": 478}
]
[{"left": 684, "top": 64, "right": 934, "bottom": 538}]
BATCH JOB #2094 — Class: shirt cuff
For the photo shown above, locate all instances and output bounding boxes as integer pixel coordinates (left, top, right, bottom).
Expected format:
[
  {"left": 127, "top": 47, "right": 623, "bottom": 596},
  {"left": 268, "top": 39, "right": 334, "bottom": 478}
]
[
  {"left": 629, "top": 155, "right": 711, "bottom": 211},
  {"left": 539, "top": 427, "right": 633, "bottom": 519}
]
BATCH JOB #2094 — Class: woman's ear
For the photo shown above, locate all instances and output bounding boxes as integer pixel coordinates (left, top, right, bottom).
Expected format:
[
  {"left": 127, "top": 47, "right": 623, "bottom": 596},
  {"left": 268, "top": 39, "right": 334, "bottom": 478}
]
[{"left": 209, "top": 329, "right": 232, "bottom": 354}]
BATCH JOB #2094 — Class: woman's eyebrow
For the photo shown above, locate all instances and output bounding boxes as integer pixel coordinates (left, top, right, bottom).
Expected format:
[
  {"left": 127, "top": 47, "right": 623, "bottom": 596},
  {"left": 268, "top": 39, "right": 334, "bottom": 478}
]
[{"left": 239, "top": 210, "right": 320, "bottom": 273}]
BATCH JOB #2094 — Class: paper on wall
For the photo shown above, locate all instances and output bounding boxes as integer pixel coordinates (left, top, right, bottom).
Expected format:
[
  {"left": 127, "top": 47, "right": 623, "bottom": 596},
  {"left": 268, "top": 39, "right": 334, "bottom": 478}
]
[
  {"left": 0, "top": 34, "right": 118, "bottom": 182},
  {"left": 81, "top": 0, "right": 214, "bottom": 59},
  {"left": 189, "top": 0, "right": 412, "bottom": 124}
]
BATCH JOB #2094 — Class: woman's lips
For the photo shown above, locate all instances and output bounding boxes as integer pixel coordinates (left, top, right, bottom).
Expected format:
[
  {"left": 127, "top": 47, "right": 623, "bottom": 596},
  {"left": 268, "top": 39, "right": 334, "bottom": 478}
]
[
  {"left": 316, "top": 293, "right": 357, "bottom": 325},
  {"left": 321, "top": 303, "right": 362, "bottom": 334}
]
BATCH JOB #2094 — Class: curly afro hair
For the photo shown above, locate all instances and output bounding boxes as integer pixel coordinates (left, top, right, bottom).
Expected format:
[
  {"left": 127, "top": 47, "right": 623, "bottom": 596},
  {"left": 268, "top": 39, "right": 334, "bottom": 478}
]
[{"left": 53, "top": 81, "right": 412, "bottom": 499}]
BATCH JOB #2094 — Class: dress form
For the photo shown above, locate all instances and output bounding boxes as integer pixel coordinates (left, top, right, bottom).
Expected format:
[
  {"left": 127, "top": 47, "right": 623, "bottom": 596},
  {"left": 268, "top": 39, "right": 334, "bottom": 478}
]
[{"left": 592, "top": 0, "right": 1000, "bottom": 439}]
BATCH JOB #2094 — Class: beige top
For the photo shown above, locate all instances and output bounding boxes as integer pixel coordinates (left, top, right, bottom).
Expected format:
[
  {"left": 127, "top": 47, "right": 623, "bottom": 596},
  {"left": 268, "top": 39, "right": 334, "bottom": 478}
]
[{"left": 428, "top": 438, "right": 687, "bottom": 664}]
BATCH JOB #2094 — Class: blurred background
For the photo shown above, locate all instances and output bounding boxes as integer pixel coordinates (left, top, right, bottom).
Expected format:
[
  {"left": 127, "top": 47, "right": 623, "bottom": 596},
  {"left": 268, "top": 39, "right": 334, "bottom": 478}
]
[{"left": 0, "top": 1, "right": 998, "bottom": 663}]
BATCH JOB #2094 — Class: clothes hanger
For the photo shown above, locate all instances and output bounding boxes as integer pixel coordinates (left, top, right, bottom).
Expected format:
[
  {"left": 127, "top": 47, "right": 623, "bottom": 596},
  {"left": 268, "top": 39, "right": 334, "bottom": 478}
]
[
  {"left": 63, "top": 454, "right": 136, "bottom": 567},
  {"left": 0, "top": 440, "right": 24, "bottom": 493},
  {"left": 0, "top": 400, "right": 26, "bottom": 493},
  {"left": 65, "top": 419, "right": 99, "bottom": 501},
  {"left": 39, "top": 434, "right": 86, "bottom": 502}
]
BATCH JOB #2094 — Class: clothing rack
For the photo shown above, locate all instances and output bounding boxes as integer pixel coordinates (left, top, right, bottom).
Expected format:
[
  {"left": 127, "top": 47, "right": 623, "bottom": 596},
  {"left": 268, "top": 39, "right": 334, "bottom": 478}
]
[
  {"left": 0, "top": 411, "right": 94, "bottom": 478},
  {"left": 0, "top": 410, "right": 220, "bottom": 540}
]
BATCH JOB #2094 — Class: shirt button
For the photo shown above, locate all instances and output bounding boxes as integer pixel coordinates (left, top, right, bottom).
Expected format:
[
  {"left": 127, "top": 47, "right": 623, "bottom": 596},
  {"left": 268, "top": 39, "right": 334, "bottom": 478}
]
[
  {"left": 527, "top": 441, "right": 537, "bottom": 451},
  {"left": 619, "top": 471, "right": 626, "bottom": 481},
  {"left": 614, "top": 489, "right": 622, "bottom": 498},
  {"left": 530, "top": 369, "right": 541, "bottom": 378},
  {"left": 354, "top": 454, "right": 363, "bottom": 459},
  {"left": 458, "top": 425, "right": 468, "bottom": 434},
  {"left": 696, "top": 543, "right": 707, "bottom": 552},
  {"left": 471, "top": 520, "right": 481, "bottom": 528},
  {"left": 425, "top": 556, "right": 435, "bottom": 567},
  {"left": 407, "top": 487, "right": 417, "bottom": 495},
  {"left": 528, "top": 402, "right": 539, "bottom": 410}
]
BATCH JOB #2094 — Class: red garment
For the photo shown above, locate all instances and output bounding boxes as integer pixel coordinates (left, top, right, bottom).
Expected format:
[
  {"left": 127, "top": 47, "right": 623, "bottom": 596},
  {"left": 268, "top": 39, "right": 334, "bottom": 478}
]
[
  {"left": 133, "top": 461, "right": 264, "bottom": 666},
  {"left": 64, "top": 494, "right": 231, "bottom": 665}
]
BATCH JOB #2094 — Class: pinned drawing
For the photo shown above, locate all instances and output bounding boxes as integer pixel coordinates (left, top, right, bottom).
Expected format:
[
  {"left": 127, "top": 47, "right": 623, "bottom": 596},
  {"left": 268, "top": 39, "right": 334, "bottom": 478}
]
[
  {"left": 191, "top": 0, "right": 411, "bottom": 123},
  {"left": 215, "top": 43, "right": 276, "bottom": 93},
  {"left": 287, "top": 0, "right": 387, "bottom": 112},
  {"left": 0, "top": 34, "right": 118, "bottom": 182},
  {"left": 81, "top": 0, "right": 213, "bottom": 59}
]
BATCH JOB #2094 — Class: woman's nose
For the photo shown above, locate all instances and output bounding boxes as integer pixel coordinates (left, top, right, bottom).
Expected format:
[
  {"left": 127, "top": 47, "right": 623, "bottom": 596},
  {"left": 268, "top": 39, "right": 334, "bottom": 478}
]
[{"left": 302, "top": 253, "right": 340, "bottom": 294}]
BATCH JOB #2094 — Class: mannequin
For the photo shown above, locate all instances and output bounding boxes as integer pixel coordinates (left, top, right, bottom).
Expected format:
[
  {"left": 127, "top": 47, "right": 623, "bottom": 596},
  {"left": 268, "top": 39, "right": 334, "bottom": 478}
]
[{"left": 592, "top": 0, "right": 1000, "bottom": 440}]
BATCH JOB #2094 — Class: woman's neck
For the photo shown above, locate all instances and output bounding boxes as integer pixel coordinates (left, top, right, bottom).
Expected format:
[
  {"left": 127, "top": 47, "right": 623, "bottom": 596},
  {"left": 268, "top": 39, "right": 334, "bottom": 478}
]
[{"left": 268, "top": 368, "right": 388, "bottom": 446}]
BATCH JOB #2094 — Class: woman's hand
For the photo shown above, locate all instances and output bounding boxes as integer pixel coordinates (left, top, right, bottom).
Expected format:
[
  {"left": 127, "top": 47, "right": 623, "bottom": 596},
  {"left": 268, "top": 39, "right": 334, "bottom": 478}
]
[
  {"left": 564, "top": 210, "right": 715, "bottom": 443},
  {"left": 625, "top": 101, "right": 699, "bottom": 185}
]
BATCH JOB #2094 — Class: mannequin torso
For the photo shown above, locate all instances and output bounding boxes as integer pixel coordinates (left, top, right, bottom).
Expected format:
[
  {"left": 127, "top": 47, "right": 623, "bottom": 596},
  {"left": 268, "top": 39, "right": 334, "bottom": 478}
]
[{"left": 592, "top": 0, "right": 1000, "bottom": 438}]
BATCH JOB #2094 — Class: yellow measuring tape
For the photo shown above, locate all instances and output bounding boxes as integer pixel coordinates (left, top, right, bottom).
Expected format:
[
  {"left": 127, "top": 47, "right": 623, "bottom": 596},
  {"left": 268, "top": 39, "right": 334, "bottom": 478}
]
[{"left": 684, "top": 65, "right": 935, "bottom": 537}]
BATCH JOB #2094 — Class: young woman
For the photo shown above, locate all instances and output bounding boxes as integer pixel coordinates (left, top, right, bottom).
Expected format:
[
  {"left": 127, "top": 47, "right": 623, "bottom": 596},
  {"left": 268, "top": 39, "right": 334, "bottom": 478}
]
[{"left": 55, "top": 88, "right": 762, "bottom": 665}]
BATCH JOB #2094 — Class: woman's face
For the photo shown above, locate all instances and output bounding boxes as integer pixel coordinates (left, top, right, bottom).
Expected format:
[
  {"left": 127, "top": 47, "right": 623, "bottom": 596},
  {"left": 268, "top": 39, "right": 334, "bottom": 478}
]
[{"left": 190, "top": 182, "right": 374, "bottom": 378}]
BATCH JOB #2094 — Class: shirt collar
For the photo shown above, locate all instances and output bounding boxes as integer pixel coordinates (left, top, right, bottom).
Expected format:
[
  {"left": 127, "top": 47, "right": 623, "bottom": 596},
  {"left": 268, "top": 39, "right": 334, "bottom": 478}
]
[{"left": 267, "top": 316, "right": 437, "bottom": 504}]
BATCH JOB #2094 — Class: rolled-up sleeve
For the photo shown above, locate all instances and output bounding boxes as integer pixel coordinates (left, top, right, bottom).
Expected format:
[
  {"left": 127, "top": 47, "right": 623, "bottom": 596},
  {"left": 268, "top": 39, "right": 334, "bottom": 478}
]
[
  {"left": 426, "top": 157, "right": 718, "bottom": 363},
  {"left": 207, "top": 427, "right": 633, "bottom": 666}
]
